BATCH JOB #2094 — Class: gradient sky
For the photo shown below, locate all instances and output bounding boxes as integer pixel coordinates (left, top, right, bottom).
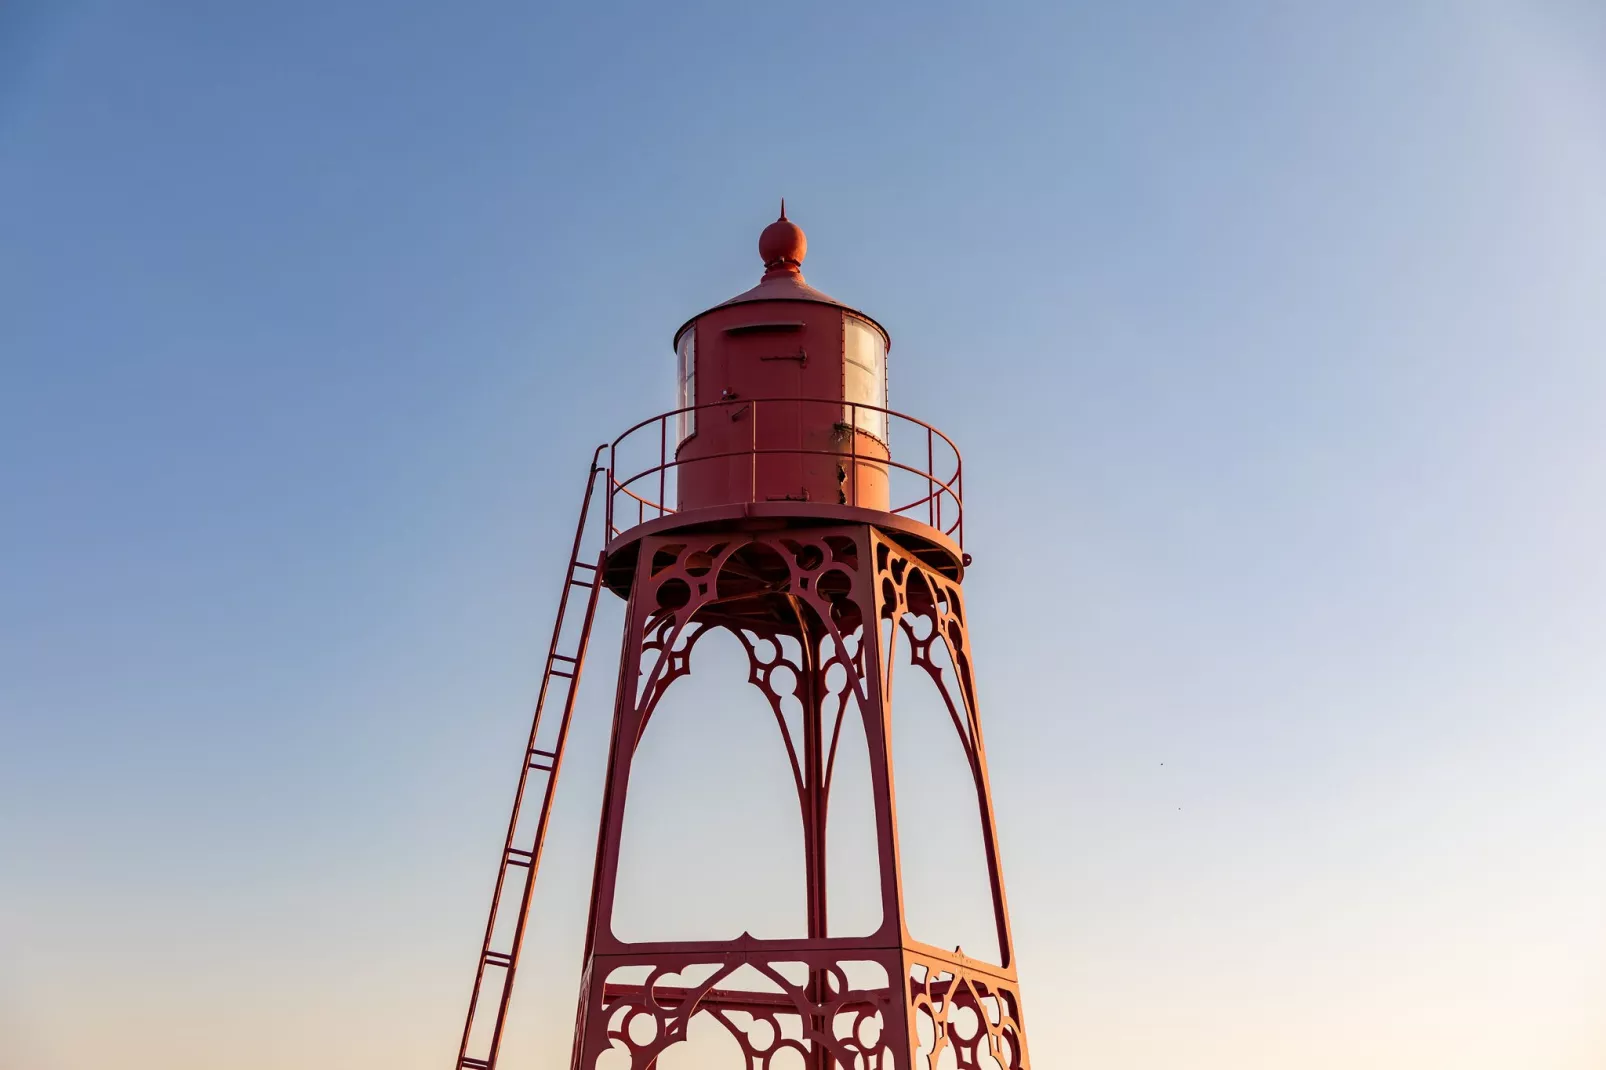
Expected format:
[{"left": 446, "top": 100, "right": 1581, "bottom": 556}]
[{"left": 4, "top": 3, "right": 1606, "bottom": 1068}]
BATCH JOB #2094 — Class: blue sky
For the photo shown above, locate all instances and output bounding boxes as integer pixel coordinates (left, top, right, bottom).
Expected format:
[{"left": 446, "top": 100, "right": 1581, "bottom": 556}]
[{"left": 3, "top": 2, "right": 1605, "bottom": 1067}]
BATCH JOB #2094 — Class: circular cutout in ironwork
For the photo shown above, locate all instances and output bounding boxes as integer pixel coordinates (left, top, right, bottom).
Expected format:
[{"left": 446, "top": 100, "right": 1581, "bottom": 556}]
[{"left": 656, "top": 578, "right": 692, "bottom": 610}]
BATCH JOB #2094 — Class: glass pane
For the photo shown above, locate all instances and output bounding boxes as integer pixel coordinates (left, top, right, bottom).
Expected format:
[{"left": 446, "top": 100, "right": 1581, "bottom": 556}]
[
  {"left": 676, "top": 330, "right": 696, "bottom": 443},
  {"left": 843, "top": 317, "right": 887, "bottom": 442}
]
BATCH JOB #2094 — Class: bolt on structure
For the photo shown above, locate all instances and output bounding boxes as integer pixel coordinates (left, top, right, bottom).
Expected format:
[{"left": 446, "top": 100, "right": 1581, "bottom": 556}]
[{"left": 454, "top": 209, "right": 1032, "bottom": 1070}]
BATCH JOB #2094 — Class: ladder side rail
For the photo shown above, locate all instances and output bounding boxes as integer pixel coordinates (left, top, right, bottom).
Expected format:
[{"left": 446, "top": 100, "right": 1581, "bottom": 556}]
[
  {"left": 456, "top": 445, "right": 608, "bottom": 1070},
  {"left": 482, "top": 547, "right": 606, "bottom": 1067}
]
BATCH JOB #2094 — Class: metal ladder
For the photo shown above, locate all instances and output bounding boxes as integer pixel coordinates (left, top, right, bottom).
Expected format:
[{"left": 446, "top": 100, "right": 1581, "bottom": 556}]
[{"left": 456, "top": 446, "right": 609, "bottom": 1070}]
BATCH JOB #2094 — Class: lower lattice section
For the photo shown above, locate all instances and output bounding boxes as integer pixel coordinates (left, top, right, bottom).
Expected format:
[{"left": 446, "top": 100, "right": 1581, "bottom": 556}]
[
  {"left": 570, "top": 950, "right": 1028, "bottom": 1070},
  {"left": 908, "top": 956, "right": 1029, "bottom": 1070},
  {"left": 578, "top": 954, "right": 899, "bottom": 1069}
]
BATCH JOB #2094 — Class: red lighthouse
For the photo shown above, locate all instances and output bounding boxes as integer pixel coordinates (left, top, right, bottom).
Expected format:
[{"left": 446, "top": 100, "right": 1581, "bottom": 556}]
[{"left": 454, "top": 209, "right": 1032, "bottom": 1070}]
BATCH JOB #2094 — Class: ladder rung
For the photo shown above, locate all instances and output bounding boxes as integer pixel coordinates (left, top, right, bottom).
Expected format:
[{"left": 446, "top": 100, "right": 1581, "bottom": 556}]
[
  {"left": 528, "top": 747, "right": 558, "bottom": 771},
  {"left": 505, "top": 848, "right": 534, "bottom": 868},
  {"left": 550, "top": 669, "right": 575, "bottom": 680},
  {"left": 484, "top": 951, "right": 514, "bottom": 968},
  {"left": 573, "top": 560, "right": 598, "bottom": 572},
  {"left": 460, "top": 1059, "right": 491, "bottom": 1069},
  {"left": 551, "top": 653, "right": 579, "bottom": 665},
  {"left": 568, "top": 578, "right": 596, "bottom": 589}
]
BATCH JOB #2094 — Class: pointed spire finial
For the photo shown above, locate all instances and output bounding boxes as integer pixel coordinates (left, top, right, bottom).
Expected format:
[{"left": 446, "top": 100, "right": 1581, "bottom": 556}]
[{"left": 758, "top": 202, "right": 806, "bottom": 278}]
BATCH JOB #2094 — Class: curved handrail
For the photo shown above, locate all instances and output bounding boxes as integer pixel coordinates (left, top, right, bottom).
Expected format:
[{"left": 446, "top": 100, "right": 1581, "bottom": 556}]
[
  {"left": 609, "top": 398, "right": 964, "bottom": 457},
  {"left": 612, "top": 446, "right": 961, "bottom": 520},
  {"left": 605, "top": 397, "right": 965, "bottom": 549}
]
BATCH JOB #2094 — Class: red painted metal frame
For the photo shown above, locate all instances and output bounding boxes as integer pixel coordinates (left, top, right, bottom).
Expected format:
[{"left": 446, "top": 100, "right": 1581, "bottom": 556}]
[
  {"left": 605, "top": 398, "right": 965, "bottom": 549},
  {"left": 566, "top": 525, "right": 1030, "bottom": 1069},
  {"left": 452, "top": 409, "right": 1025, "bottom": 1068}
]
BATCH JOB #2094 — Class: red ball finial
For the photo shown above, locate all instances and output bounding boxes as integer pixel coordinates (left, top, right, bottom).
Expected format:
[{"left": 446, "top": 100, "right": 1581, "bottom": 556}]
[{"left": 759, "top": 199, "right": 806, "bottom": 277}]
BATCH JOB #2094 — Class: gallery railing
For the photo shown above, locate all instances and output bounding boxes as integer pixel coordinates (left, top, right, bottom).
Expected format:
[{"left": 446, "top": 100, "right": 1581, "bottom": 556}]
[{"left": 605, "top": 397, "right": 964, "bottom": 549}]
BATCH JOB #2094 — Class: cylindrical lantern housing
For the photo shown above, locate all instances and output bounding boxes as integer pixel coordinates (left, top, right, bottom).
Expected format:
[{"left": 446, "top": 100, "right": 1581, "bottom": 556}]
[{"left": 671, "top": 209, "right": 891, "bottom": 512}]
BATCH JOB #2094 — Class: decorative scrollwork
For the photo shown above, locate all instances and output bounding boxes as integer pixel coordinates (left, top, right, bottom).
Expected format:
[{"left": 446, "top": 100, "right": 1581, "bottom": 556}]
[
  {"left": 589, "top": 954, "right": 898, "bottom": 1069},
  {"left": 626, "top": 531, "right": 880, "bottom": 797},
  {"left": 909, "top": 959, "right": 1028, "bottom": 1070},
  {"left": 874, "top": 544, "right": 977, "bottom": 760},
  {"left": 634, "top": 610, "right": 711, "bottom": 718}
]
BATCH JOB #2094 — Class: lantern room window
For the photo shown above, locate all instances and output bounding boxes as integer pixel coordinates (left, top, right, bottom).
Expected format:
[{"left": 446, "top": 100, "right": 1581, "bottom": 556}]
[
  {"left": 843, "top": 316, "right": 887, "bottom": 442},
  {"left": 676, "top": 329, "right": 696, "bottom": 443}
]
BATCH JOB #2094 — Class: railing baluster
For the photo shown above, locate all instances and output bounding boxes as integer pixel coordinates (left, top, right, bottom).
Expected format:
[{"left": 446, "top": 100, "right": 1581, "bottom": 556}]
[{"left": 659, "top": 416, "right": 667, "bottom": 519}]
